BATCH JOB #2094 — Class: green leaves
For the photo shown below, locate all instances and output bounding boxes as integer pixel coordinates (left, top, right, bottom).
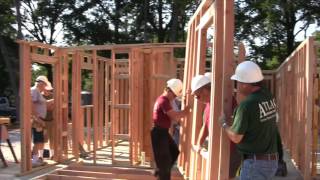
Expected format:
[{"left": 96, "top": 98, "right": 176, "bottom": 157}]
[{"left": 235, "top": 0, "right": 320, "bottom": 69}]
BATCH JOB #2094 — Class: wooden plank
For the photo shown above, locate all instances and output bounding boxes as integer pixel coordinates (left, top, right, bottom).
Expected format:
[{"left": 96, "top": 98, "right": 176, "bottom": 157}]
[
  {"left": 65, "top": 43, "right": 185, "bottom": 51},
  {"left": 105, "top": 62, "right": 111, "bottom": 145},
  {"left": 86, "top": 107, "right": 92, "bottom": 151},
  {"left": 127, "top": 51, "right": 133, "bottom": 165},
  {"left": 111, "top": 50, "right": 116, "bottom": 162},
  {"left": 0, "top": 117, "right": 10, "bottom": 125},
  {"left": 101, "top": 60, "right": 105, "bottom": 147},
  {"left": 57, "top": 169, "right": 156, "bottom": 180},
  {"left": 62, "top": 51, "right": 69, "bottom": 158},
  {"left": 92, "top": 50, "right": 98, "bottom": 164},
  {"left": 114, "top": 134, "right": 130, "bottom": 141},
  {"left": 79, "top": 107, "right": 85, "bottom": 146},
  {"left": 19, "top": 42, "right": 32, "bottom": 172},
  {"left": 151, "top": 74, "right": 171, "bottom": 79},
  {"left": 30, "top": 53, "right": 58, "bottom": 64},
  {"left": 196, "top": 3, "right": 214, "bottom": 31},
  {"left": 178, "top": 23, "right": 192, "bottom": 172},
  {"left": 303, "top": 37, "right": 315, "bottom": 180},
  {"left": 207, "top": 0, "right": 224, "bottom": 179},
  {"left": 189, "top": 22, "right": 208, "bottom": 179},
  {"left": 53, "top": 49, "right": 64, "bottom": 162},
  {"left": 220, "top": 0, "right": 234, "bottom": 179},
  {"left": 72, "top": 51, "right": 81, "bottom": 160},
  {"left": 67, "top": 165, "right": 155, "bottom": 175},
  {"left": 113, "top": 104, "right": 130, "bottom": 109},
  {"left": 312, "top": 78, "right": 319, "bottom": 176},
  {"left": 188, "top": 0, "right": 212, "bottom": 26},
  {"left": 25, "top": 40, "right": 58, "bottom": 49},
  {"left": 46, "top": 174, "right": 110, "bottom": 180},
  {"left": 114, "top": 74, "right": 129, "bottom": 80}
]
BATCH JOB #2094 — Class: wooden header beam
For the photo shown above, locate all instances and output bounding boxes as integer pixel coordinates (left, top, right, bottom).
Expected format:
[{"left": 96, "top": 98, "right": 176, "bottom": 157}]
[{"left": 64, "top": 43, "right": 185, "bottom": 51}]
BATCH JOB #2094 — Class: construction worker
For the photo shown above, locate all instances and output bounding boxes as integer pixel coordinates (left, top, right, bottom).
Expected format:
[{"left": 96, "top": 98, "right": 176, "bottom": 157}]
[
  {"left": 151, "top": 78, "right": 190, "bottom": 180},
  {"left": 190, "top": 74, "right": 211, "bottom": 153},
  {"left": 220, "top": 61, "right": 279, "bottom": 180},
  {"left": 31, "top": 75, "right": 51, "bottom": 167}
]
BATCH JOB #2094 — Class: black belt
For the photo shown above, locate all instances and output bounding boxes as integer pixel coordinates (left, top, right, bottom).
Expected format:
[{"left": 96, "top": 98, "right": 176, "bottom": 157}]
[
  {"left": 153, "top": 125, "right": 169, "bottom": 131},
  {"left": 243, "top": 153, "right": 278, "bottom": 161}
]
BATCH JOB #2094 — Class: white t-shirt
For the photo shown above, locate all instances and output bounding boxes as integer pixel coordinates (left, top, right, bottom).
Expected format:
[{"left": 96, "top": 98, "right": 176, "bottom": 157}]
[{"left": 31, "top": 86, "right": 47, "bottom": 119}]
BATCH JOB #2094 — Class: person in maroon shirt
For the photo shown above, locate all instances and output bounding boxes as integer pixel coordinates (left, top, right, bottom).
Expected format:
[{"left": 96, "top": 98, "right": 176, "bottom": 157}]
[{"left": 151, "top": 78, "right": 190, "bottom": 180}]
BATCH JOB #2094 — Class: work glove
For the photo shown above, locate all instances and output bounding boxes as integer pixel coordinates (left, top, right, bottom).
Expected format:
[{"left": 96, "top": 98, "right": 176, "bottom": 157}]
[{"left": 192, "top": 144, "right": 201, "bottom": 153}]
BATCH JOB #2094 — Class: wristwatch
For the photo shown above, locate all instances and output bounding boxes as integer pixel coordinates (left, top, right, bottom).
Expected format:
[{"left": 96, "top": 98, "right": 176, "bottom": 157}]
[{"left": 222, "top": 122, "right": 228, "bottom": 129}]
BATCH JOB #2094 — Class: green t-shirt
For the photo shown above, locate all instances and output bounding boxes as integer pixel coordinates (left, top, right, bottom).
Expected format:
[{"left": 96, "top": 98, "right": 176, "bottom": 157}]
[{"left": 231, "top": 88, "right": 278, "bottom": 155}]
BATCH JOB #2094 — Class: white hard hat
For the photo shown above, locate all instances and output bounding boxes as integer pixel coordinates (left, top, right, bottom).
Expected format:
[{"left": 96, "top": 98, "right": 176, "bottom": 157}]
[
  {"left": 231, "top": 61, "right": 264, "bottom": 83},
  {"left": 36, "top": 75, "right": 50, "bottom": 85},
  {"left": 45, "top": 81, "right": 53, "bottom": 90},
  {"left": 167, "top": 78, "right": 183, "bottom": 97},
  {"left": 191, "top": 75, "right": 210, "bottom": 94},
  {"left": 204, "top": 72, "right": 212, "bottom": 79}
]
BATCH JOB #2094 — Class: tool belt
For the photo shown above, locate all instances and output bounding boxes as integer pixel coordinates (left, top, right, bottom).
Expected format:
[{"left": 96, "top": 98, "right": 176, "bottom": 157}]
[
  {"left": 31, "top": 116, "right": 45, "bottom": 132},
  {"left": 243, "top": 153, "right": 278, "bottom": 161}
]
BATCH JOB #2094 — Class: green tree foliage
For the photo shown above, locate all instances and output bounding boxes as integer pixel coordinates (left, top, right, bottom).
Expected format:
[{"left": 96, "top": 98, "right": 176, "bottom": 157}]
[
  {"left": 0, "top": 0, "right": 17, "bottom": 38},
  {"left": 235, "top": 0, "right": 320, "bottom": 69},
  {"left": 62, "top": 0, "right": 199, "bottom": 44},
  {"left": 20, "top": 0, "right": 75, "bottom": 44},
  {"left": 0, "top": 1, "right": 19, "bottom": 105},
  {"left": 62, "top": 0, "right": 133, "bottom": 45}
]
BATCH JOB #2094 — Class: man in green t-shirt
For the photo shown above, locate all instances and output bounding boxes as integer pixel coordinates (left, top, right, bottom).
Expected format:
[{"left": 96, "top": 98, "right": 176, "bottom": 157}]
[{"left": 220, "top": 61, "right": 278, "bottom": 180}]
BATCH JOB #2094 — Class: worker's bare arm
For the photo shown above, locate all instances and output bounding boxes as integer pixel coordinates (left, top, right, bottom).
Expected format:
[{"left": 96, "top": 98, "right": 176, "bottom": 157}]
[{"left": 167, "top": 105, "right": 191, "bottom": 121}]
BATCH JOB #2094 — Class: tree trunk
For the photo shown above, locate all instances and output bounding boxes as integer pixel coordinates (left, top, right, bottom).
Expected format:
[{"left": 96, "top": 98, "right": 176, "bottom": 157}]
[
  {"left": 15, "top": 0, "right": 23, "bottom": 40},
  {"left": 143, "top": 0, "right": 149, "bottom": 42},
  {"left": 157, "top": 0, "right": 165, "bottom": 42},
  {"left": 169, "top": 0, "right": 182, "bottom": 42}
]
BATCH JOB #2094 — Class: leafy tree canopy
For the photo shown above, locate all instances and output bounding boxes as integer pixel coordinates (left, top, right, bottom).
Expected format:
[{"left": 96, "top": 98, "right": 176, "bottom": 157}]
[{"left": 235, "top": 0, "right": 320, "bottom": 69}]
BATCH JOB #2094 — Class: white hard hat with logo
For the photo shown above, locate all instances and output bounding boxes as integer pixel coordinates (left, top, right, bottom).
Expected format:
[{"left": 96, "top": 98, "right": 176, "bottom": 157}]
[
  {"left": 167, "top": 78, "right": 183, "bottom": 97},
  {"left": 36, "top": 75, "right": 50, "bottom": 85},
  {"left": 231, "top": 61, "right": 264, "bottom": 83},
  {"left": 191, "top": 75, "right": 210, "bottom": 94}
]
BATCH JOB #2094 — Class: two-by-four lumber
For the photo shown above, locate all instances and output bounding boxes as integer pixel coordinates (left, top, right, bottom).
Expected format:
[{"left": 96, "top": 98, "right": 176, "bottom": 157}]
[
  {"left": 178, "top": 20, "right": 196, "bottom": 178},
  {"left": 92, "top": 50, "right": 98, "bottom": 164},
  {"left": 45, "top": 174, "right": 112, "bottom": 180},
  {"left": 104, "top": 61, "right": 112, "bottom": 145},
  {"left": 19, "top": 41, "right": 32, "bottom": 173},
  {"left": 56, "top": 169, "right": 156, "bottom": 180},
  {"left": 311, "top": 76, "right": 319, "bottom": 176},
  {"left": 207, "top": 0, "right": 233, "bottom": 179},
  {"left": 303, "top": 37, "right": 315, "bottom": 180},
  {"left": 71, "top": 51, "right": 82, "bottom": 160},
  {"left": 188, "top": 12, "right": 208, "bottom": 179},
  {"left": 98, "top": 60, "right": 104, "bottom": 147},
  {"left": 62, "top": 51, "right": 70, "bottom": 159},
  {"left": 219, "top": 0, "right": 235, "bottom": 178},
  {"left": 53, "top": 49, "right": 64, "bottom": 162},
  {"left": 86, "top": 106, "right": 92, "bottom": 151}
]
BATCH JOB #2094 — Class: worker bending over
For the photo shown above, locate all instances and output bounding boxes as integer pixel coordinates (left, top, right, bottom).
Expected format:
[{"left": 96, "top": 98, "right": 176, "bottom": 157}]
[{"left": 190, "top": 74, "right": 211, "bottom": 152}]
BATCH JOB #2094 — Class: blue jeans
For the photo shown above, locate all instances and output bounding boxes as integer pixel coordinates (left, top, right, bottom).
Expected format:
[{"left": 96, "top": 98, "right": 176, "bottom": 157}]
[{"left": 240, "top": 159, "right": 278, "bottom": 180}]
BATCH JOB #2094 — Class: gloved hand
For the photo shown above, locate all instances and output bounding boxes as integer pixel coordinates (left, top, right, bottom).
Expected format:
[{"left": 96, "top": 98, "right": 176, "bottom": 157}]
[
  {"left": 219, "top": 113, "right": 228, "bottom": 129},
  {"left": 192, "top": 144, "right": 201, "bottom": 153}
]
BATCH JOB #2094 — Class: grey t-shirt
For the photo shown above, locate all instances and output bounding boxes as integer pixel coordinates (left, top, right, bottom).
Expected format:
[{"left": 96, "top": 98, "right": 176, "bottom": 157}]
[{"left": 31, "top": 86, "right": 47, "bottom": 119}]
